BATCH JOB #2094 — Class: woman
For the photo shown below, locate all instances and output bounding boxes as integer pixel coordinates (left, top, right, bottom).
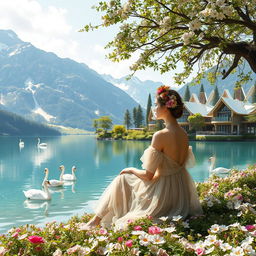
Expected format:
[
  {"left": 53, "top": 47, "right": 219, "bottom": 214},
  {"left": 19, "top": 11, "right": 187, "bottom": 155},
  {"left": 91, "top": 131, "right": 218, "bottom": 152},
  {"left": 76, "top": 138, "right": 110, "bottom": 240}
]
[{"left": 84, "top": 85, "right": 202, "bottom": 229}]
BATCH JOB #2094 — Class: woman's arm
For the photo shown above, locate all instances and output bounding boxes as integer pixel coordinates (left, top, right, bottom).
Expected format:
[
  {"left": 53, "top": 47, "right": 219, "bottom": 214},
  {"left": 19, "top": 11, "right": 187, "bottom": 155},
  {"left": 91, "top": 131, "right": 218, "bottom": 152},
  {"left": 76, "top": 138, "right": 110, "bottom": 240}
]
[{"left": 120, "top": 167, "right": 154, "bottom": 181}]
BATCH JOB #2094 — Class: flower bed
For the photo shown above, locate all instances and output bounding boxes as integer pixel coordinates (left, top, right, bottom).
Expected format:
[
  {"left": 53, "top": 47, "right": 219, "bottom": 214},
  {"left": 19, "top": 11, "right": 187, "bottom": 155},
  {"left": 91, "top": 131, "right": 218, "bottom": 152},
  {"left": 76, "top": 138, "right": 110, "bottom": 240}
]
[{"left": 0, "top": 165, "right": 256, "bottom": 255}]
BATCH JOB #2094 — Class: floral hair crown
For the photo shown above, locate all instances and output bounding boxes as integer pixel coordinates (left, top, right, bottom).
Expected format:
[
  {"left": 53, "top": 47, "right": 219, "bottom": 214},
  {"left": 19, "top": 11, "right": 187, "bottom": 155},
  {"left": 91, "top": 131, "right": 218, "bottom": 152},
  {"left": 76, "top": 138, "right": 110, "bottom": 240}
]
[{"left": 157, "top": 85, "right": 177, "bottom": 109}]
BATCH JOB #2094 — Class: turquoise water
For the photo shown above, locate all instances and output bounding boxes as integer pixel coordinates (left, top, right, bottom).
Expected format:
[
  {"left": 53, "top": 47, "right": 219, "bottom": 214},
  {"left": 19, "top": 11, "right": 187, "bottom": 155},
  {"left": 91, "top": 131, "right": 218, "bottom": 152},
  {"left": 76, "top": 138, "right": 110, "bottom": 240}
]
[{"left": 0, "top": 135, "right": 255, "bottom": 233}]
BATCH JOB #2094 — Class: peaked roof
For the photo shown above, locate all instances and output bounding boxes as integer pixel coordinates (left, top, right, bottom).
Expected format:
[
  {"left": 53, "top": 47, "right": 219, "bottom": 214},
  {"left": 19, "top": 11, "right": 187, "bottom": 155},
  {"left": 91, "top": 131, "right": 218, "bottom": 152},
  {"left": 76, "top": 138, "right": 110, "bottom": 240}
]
[
  {"left": 206, "top": 90, "right": 214, "bottom": 105},
  {"left": 184, "top": 102, "right": 213, "bottom": 117},
  {"left": 189, "top": 93, "right": 200, "bottom": 103},
  {"left": 222, "top": 89, "right": 233, "bottom": 99},
  {"left": 208, "top": 96, "right": 256, "bottom": 116}
]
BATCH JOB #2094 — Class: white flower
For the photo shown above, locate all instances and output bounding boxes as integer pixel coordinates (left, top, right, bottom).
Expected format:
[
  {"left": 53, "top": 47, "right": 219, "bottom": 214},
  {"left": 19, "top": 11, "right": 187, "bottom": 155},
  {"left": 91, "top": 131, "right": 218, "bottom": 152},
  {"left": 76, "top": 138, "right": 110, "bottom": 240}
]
[
  {"left": 159, "top": 216, "right": 168, "bottom": 222},
  {"left": 172, "top": 215, "right": 183, "bottom": 221},
  {"left": 53, "top": 248, "right": 62, "bottom": 256},
  {"left": 241, "top": 236, "right": 254, "bottom": 245},
  {"left": 131, "top": 248, "right": 141, "bottom": 255},
  {"left": 220, "top": 243, "right": 232, "bottom": 252},
  {"left": 188, "top": 19, "right": 202, "bottom": 31},
  {"left": 222, "top": 5, "right": 233, "bottom": 17},
  {"left": 205, "top": 247, "right": 215, "bottom": 254},
  {"left": 123, "top": 2, "right": 131, "bottom": 13},
  {"left": 230, "top": 247, "right": 245, "bottom": 256},
  {"left": 182, "top": 221, "right": 190, "bottom": 228},
  {"left": 210, "top": 224, "right": 220, "bottom": 233},
  {"left": 149, "top": 245, "right": 159, "bottom": 254},
  {"left": 157, "top": 248, "right": 169, "bottom": 256},
  {"left": 163, "top": 227, "right": 176, "bottom": 233},
  {"left": 151, "top": 234, "right": 166, "bottom": 245},
  {"left": 242, "top": 244, "right": 255, "bottom": 255},
  {"left": 205, "top": 235, "right": 217, "bottom": 246},
  {"left": 91, "top": 240, "right": 98, "bottom": 249},
  {"left": 132, "top": 230, "right": 146, "bottom": 236},
  {"left": 181, "top": 32, "right": 194, "bottom": 45},
  {"left": 97, "top": 235, "right": 108, "bottom": 242},
  {"left": 104, "top": 243, "right": 114, "bottom": 254},
  {"left": 18, "top": 234, "right": 28, "bottom": 240},
  {"left": 79, "top": 247, "right": 91, "bottom": 255},
  {"left": 160, "top": 16, "right": 171, "bottom": 28},
  {"left": 216, "top": 0, "right": 225, "bottom": 6},
  {"left": 139, "top": 233, "right": 151, "bottom": 246}
]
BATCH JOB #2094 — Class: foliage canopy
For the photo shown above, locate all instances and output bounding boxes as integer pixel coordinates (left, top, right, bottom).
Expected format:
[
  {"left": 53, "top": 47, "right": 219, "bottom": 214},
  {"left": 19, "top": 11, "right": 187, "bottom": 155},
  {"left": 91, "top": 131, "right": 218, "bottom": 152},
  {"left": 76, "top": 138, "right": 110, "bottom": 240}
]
[{"left": 82, "top": 0, "right": 256, "bottom": 85}]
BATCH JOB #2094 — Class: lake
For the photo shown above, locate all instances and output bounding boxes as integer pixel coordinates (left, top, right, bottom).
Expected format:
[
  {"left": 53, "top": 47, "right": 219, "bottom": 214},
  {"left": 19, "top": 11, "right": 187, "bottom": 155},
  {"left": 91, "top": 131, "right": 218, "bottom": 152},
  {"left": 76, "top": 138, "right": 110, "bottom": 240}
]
[{"left": 0, "top": 135, "right": 255, "bottom": 233}]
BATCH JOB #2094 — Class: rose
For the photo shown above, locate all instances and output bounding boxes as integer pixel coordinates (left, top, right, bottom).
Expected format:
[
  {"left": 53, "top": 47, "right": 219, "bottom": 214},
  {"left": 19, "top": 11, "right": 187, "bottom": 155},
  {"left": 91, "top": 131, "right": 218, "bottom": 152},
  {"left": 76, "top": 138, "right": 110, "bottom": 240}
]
[
  {"left": 125, "top": 240, "right": 133, "bottom": 247},
  {"left": 28, "top": 235, "right": 45, "bottom": 244},
  {"left": 134, "top": 225, "right": 142, "bottom": 231},
  {"left": 148, "top": 226, "right": 162, "bottom": 235}
]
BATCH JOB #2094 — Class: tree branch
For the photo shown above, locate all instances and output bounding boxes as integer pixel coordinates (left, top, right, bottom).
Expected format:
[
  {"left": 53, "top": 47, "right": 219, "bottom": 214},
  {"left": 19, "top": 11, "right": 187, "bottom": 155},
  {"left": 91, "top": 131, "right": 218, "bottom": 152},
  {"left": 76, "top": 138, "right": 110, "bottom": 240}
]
[{"left": 222, "top": 55, "right": 241, "bottom": 79}]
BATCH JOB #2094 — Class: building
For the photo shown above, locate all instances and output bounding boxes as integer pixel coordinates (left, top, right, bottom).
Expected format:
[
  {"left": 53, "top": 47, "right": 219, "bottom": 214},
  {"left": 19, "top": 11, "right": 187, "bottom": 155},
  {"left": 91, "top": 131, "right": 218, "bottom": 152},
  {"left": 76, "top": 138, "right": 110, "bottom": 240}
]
[{"left": 178, "top": 85, "right": 256, "bottom": 135}]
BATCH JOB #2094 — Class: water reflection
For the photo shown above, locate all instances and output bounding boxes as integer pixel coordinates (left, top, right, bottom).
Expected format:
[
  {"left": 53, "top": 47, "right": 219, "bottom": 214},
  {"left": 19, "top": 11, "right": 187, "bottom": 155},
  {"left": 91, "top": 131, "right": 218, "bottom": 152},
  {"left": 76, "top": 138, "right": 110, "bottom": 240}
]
[{"left": 24, "top": 200, "right": 49, "bottom": 216}]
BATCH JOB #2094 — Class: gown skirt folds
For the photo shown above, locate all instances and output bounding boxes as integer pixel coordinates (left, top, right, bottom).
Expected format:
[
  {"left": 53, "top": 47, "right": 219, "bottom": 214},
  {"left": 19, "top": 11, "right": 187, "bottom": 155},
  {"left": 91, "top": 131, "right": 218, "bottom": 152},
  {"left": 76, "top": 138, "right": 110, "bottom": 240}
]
[{"left": 95, "top": 146, "right": 203, "bottom": 228}]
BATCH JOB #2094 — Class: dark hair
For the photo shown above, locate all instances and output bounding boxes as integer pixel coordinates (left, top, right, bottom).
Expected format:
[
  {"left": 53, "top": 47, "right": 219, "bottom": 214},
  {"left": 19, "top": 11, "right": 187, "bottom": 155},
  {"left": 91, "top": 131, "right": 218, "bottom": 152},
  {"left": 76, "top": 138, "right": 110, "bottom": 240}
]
[{"left": 156, "top": 89, "right": 184, "bottom": 119}]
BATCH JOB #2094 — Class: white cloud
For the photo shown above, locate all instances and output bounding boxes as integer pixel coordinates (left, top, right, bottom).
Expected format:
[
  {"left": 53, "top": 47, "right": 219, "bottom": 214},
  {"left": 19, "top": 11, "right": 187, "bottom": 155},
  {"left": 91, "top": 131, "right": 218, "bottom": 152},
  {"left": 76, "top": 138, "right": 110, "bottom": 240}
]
[{"left": 0, "top": 0, "right": 78, "bottom": 59}]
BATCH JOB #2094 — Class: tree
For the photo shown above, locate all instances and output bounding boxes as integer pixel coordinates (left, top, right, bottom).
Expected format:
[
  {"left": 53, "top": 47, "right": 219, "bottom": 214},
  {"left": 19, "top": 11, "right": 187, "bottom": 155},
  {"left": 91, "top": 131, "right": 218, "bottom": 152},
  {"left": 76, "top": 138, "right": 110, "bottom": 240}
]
[
  {"left": 124, "top": 109, "right": 132, "bottom": 129},
  {"left": 200, "top": 84, "right": 205, "bottom": 93},
  {"left": 113, "top": 125, "right": 126, "bottom": 137},
  {"left": 146, "top": 93, "right": 152, "bottom": 126},
  {"left": 83, "top": 0, "right": 256, "bottom": 85},
  {"left": 136, "top": 104, "right": 144, "bottom": 127},
  {"left": 188, "top": 113, "right": 205, "bottom": 131},
  {"left": 212, "top": 86, "right": 220, "bottom": 105},
  {"left": 183, "top": 85, "right": 191, "bottom": 101},
  {"left": 93, "top": 116, "right": 113, "bottom": 133},
  {"left": 133, "top": 107, "right": 138, "bottom": 127}
]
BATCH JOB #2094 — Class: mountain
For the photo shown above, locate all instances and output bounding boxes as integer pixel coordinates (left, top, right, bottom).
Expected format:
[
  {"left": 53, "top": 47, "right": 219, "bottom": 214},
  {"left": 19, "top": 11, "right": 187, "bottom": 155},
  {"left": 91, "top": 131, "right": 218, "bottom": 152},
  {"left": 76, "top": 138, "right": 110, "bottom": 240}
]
[
  {"left": 101, "top": 74, "right": 163, "bottom": 108},
  {"left": 178, "top": 62, "right": 256, "bottom": 99},
  {"left": 0, "top": 109, "right": 60, "bottom": 136},
  {"left": 0, "top": 30, "right": 138, "bottom": 130}
]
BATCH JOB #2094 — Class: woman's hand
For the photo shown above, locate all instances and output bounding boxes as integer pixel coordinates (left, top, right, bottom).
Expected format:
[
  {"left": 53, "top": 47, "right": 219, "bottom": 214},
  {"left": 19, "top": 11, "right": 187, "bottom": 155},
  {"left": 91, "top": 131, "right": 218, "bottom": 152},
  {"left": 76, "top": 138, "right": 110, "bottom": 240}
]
[{"left": 120, "top": 168, "right": 135, "bottom": 175}]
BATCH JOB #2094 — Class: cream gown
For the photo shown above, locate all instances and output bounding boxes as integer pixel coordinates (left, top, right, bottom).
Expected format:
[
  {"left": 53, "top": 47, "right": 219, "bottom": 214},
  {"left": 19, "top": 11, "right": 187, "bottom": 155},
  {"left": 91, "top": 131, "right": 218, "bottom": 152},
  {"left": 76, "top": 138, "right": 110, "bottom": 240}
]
[{"left": 95, "top": 146, "right": 203, "bottom": 228}]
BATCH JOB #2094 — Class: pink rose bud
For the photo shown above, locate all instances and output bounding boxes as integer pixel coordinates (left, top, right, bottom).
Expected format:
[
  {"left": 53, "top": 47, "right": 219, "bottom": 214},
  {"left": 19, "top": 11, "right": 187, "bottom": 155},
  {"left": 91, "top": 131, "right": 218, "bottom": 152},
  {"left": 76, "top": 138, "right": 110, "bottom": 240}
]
[
  {"left": 148, "top": 226, "right": 162, "bottom": 235},
  {"left": 134, "top": 225, "right": 142, "bottom": 231},
  {"left": 117, "top": 237, "right": 123, "bottom": 242},
  {"left": 195, "top": 248, "right": 205, "bottom": 255},
  {"left": 125, "top": 240, "right": 133, "bottom": 247},
  {"left": 28, "top": 235, "right": 45, "bottom": 244}
]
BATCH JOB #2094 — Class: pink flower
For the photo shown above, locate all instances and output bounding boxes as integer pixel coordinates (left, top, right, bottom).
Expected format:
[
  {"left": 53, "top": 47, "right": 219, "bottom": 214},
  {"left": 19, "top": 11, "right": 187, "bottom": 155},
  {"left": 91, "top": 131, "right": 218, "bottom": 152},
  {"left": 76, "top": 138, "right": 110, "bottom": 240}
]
[
  {"left": 245, "top": 225, "right": 255, "bottom": 231},
  {"left": 148, "top": 226, "right": 162, "bottom": 235},
  {"left": 99, "top": 228, "right": 108, "bottom": 235},
  {"left": 195, "top": 248, "right": 205, "bottom": 255},
  {"left": 11, "top": 232, "right": 19, "bottom": 238},
  {"left": 16, "top": 228, "right": 21, "bottom": 233},
  {"left": 125, "top": 240, "right": 133, "bottom": 247},
  {"left": 117, "top": 237, "right": 124, "bottom": 242},
  {"left": 134, "top": 225, "right": 142, "bottom": 231},
  {"left": 147, "top": 216, "right": 153, "bottom": 220},
  {"left": 127, "top": 219, "right": 134, "bottom": 224},
  {"left": 166, "top": 99, "right": 176, "bottom": 108},
  {"left": 28, "top": 235, "right": 45, "bottom": 244}
]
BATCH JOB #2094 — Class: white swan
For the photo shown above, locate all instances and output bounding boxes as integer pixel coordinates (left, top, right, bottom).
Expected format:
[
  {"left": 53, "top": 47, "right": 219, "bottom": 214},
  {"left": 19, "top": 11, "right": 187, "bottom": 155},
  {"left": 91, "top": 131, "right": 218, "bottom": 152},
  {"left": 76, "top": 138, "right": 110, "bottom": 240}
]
[
  {"left": 62, "top": 166, "right": 77, "bottom": 181},
  {"left": 42, "top": 167, "right": 64, "bottom": 187},
  {"left": 23, "top": 180, "right": 51, "bottom": 200},
  {"left": 209, "top": 156, "right": 231, "bottom": 174},
  {"left": 19, "top": 139, "right": 24, "bottom": 148},
  {"left": 37, "top": 138, "right": 47, "bottom": 149}
]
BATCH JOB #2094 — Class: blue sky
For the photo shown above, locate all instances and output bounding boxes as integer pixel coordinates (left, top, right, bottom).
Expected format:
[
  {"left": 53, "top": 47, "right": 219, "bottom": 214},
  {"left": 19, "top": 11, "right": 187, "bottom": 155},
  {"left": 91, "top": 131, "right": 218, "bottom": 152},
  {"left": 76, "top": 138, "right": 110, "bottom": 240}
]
[{"left": 0, "top": 0, "right": 184, "bottom": 86}]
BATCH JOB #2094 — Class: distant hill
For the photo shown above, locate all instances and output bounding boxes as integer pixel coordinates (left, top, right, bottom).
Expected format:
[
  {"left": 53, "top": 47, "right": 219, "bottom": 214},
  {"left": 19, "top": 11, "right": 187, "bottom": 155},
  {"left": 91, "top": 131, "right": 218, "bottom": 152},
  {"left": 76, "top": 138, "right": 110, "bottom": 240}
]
[
  {"left": 101, "top": 74, "right": 163, "bottom": 108},
  {"left": 0, "top": 109, "right": 60, "bottom": 136},
  {"left": 178, "top": 62, "right": 256, "bottom": 99},
  {"left": 0, "top": 29, "right": 138, "bottom": 130}
]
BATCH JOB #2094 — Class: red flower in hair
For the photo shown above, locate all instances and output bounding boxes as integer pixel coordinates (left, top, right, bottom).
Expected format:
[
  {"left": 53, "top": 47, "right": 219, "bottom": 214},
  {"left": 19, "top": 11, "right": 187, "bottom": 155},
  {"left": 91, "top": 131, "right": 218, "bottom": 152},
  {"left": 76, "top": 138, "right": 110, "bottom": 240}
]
[{"left": 157, "top": 85, "right": 170, "bottom": 95}]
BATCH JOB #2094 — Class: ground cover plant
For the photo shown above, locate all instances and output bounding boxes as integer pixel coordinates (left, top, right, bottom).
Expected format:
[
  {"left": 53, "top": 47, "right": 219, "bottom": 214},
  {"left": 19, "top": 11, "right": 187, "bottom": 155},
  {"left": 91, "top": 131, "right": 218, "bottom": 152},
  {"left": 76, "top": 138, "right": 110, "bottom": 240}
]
[{"left": 0, "top": 165, "right": 256, "bottom": 255}]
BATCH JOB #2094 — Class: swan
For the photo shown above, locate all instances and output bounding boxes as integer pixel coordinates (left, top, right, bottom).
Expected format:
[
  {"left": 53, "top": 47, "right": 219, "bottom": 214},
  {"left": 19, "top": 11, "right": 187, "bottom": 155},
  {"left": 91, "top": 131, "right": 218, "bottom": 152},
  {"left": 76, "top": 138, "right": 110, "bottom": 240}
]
[
  {"left": 62, "top": 166, "right": 77, "bottom": 181},
  {"left": 208, "top": 156, "right": 231, "bottom": 174},
  {"left": 42, "top": 167, "right": 64, "bottom": 187},
  {"left": 19, "top": 139, "right": 24, "bottom": 148},
  {"left": 37, "top": 138, "right": 47, "bottom": 149},
  {"left": 23, "top": 180, "right": 51, "bottom": 200}
]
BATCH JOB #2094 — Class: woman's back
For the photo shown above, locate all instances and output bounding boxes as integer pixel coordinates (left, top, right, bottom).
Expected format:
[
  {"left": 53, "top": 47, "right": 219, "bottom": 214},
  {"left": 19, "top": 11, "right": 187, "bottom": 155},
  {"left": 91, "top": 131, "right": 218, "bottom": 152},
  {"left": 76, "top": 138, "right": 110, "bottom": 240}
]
[{"left": 153, "top": 126, "right": 189, "bottom": 166}]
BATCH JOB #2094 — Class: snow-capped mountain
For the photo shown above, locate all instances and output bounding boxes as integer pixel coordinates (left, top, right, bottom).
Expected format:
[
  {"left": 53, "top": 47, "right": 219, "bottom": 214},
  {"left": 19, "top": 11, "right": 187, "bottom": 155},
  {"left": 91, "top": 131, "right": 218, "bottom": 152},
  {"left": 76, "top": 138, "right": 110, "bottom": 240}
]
[
  {"left": 101, "top": 74, "right": 163, "bottom": 107},
  {"left": 0, "top": 30, "right": 138, "bottom": 130}
]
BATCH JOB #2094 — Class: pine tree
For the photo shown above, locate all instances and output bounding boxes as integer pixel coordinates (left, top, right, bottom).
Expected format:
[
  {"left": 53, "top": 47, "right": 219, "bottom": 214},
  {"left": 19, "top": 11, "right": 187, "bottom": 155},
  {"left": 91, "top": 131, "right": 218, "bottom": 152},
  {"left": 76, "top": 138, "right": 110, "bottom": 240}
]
[
  {"left": 146, "top": 93, "right": 152, "bottom": 126},
  {"left": 136, "top": 105, "right": 144, "bottom": 128},
  {"left": 124, "top": 109, "right": 132, "bottom": 129},
  {"left": 183, "top": 85, "right": 191, "bottom": 101},
  {"left": 133, "top": 107, "right": 137, "bottom": 127},
  {"left": 200, "top": 84, "right": 205, "bottom": 93},
  {"left": 212, "top": 86, "right": 220, "bottom": 105}
]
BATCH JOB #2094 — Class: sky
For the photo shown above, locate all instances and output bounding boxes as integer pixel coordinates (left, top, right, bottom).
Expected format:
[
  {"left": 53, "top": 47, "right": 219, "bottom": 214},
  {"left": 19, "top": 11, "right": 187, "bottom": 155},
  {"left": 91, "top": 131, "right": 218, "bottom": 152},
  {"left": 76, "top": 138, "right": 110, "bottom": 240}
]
[{"left": 0, "top": 0, "right": 185, "bottom": 87}]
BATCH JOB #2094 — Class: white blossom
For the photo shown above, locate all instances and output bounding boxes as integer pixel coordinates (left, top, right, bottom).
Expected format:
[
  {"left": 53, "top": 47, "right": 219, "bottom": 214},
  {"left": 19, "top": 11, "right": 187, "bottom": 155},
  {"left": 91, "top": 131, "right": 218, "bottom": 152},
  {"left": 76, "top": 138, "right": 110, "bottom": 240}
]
[
  {"left": 220, "top": 243, "right": 232, "bottom": 252},
  {"left": 53, "top": 248, "right": 63, "bottom": 256},
  {"left": 189, "top": 19, "right": 202, "bottom": 31},
  {"left": 230, "top": 247, "right": 245, "bottom": 256},
  {"left": 181, "top": 32, "right": 195, "bottom": 45}
]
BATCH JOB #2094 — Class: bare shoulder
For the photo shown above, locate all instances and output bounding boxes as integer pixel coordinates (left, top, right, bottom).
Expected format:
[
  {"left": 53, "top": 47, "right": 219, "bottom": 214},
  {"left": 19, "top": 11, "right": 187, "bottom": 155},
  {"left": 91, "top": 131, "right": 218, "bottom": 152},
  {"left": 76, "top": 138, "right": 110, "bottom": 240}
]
[{"left": 151, "top": 130, "right": 166, "bottom": 151}]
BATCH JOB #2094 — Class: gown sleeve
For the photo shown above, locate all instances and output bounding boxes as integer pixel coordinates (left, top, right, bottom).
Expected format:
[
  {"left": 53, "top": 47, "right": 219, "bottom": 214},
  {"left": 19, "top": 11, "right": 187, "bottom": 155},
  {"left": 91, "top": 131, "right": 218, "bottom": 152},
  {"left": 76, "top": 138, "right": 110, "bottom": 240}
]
[
  {"left": 185, "top": 146, "right": 196, "bottom": 169},
  {"left": 140, "top": 146, "right": 163, "bottom": 174}
]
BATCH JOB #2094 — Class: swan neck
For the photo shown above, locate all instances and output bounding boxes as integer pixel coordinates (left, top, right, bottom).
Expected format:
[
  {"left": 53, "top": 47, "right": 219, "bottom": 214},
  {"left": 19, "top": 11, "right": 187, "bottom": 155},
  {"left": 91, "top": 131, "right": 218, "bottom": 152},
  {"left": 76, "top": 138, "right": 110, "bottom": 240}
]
[
  {"left": 72, "top": 169, "right": 76, "bottom": 179},
  {"left": 59, "top": 169, "right": 64, "bottom": 180},
  {"left": 42, "top": 171, "right": 49, "bottom": 185}
]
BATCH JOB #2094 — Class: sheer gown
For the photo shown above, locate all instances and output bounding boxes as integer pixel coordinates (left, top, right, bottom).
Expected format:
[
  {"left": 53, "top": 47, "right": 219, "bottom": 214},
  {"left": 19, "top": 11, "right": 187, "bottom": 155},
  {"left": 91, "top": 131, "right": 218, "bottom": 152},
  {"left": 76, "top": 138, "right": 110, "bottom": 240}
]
[{"left": 95, "top": 146, "right": 203, "bottom": 228}]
